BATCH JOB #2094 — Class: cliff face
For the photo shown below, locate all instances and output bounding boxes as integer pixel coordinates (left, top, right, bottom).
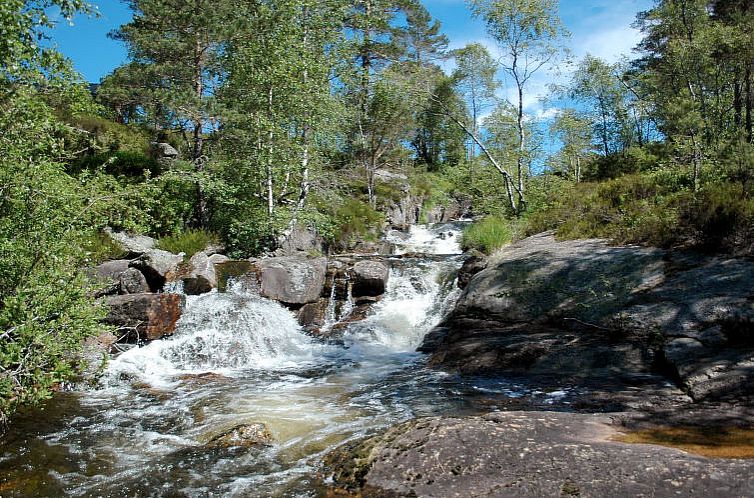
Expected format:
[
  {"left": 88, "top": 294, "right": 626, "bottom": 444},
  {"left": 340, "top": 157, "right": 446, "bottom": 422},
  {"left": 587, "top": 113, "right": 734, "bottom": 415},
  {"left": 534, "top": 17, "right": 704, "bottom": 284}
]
[{"left": 422, "top": 232, "right": 754, "bottom": 402}]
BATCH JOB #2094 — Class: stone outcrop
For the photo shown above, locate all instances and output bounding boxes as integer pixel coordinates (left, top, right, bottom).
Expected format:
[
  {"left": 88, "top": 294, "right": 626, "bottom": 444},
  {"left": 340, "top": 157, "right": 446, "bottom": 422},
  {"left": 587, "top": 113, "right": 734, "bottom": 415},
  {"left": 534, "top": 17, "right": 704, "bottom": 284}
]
[
  {"left": 182, "top": 251, "right": 230, "bottom": 295},
  {"left": 325, "top": 411, "right": 754, "bottom": 498},
  {"left": 130, "top": 249, "right": 184, "bottom": 292},
  {"left": 350, "top": 260, "right": 389, "bottom": 298},
  {"left": 104, "top": 293, "right": 186, "bottom": 341},
  {"left": 104, "top": 228, "right": 156, "bottom": 256},
  {"left": 422, "top": 232, "right": 754, "bottom": 401}
]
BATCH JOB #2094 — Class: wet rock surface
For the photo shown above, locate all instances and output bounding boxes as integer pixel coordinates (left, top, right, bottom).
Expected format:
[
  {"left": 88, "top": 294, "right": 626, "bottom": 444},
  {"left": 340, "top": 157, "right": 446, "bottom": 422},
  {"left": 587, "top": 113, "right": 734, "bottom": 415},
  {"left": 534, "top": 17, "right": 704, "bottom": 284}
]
[
  {"left": 326, "top": 411, "right": 754, "bottom": 498},
  {"left": 205, "top": 423, "right": 273, "bottom": 449},
  {"left": 182, "top": 251, "right": 230, "bottom": 295},
  {"left": 424, "top": 232, "right": 754, "bottom": 401},
  {"left": 350, "top": 260, "right": 390, "bottom": 298},
  {"left": 253, "top": 256, "right": 328, "bottom": 306},
  {"left": 103, "top": 293, "right": 186, "bottom": 341}
]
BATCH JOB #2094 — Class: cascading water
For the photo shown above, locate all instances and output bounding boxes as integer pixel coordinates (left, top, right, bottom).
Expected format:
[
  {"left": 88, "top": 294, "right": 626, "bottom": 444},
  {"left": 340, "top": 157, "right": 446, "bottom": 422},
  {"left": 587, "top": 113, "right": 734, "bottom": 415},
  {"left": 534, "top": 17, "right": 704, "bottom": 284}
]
[{"left": 0, "top": 221, "right": 550, "bottom": 497}]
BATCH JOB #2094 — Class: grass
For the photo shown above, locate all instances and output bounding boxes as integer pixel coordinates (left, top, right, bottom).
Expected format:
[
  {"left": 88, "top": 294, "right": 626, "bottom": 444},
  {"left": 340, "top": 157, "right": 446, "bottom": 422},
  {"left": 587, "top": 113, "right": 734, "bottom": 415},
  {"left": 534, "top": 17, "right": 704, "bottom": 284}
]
[
  {"left": 157, "top": 229, "right": 218, "bottom": 258},
  {"left": 81, "top": 231, "right": 127, "bottom": 264},
  {"left": 461, "top": 216, "right": 513, "bottom": 255},
  {"left": 617, "top": 426, "right": 754, "bottom": 459}
]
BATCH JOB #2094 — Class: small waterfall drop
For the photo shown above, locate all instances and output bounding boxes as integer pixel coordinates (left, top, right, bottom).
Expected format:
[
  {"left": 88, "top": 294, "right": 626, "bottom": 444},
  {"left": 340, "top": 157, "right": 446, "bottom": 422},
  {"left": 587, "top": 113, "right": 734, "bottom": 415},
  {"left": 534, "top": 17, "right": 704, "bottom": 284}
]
[{"left": 107, "top": 281, "right": 329, "bottom": 386}]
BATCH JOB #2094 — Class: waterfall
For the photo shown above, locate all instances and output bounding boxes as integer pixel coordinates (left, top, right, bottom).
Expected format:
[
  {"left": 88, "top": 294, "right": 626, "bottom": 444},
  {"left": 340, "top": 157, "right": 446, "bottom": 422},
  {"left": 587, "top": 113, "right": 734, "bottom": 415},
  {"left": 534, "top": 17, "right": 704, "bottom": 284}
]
[{"left": 107, "top": 281, "right": 330, "bottom": 387}]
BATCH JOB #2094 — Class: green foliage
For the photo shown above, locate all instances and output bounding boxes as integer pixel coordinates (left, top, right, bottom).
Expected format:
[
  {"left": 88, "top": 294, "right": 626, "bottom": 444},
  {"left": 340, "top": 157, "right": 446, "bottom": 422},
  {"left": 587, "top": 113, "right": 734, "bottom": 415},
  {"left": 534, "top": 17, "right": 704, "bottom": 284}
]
[
  {"left": 0, "top": 90, "right": 110, "bottom": 428},
  {"left": 328, "top": 198, "right": 385, "bottom": 250},
  {"left": 157, "top": 229, "right": 218, "bottom": 258},
  {"left": 81, "top": 232, "right": 128, "bottom": 264},
  {"left": 461, "top": 216, "right": 513, "bottom": 254},
  {"left": 66, "top": 114, "right": 151, "bottom": 155}
]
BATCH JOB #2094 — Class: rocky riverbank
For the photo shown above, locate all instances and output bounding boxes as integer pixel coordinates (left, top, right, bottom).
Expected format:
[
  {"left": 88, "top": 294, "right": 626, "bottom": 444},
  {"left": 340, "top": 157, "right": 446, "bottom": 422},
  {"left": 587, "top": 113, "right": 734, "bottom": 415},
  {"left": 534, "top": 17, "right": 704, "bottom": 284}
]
[{"left": 325, "top": 231, "right": 754, "bottom": 496}]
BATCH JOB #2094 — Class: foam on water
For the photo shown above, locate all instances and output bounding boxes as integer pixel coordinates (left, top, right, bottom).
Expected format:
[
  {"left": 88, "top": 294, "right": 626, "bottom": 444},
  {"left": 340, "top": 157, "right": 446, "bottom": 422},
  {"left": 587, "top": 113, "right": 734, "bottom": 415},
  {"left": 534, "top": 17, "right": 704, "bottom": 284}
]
[
  {"left": 386, "top": 221, "right": 468, "bottom": 255},
  {"left": 107, "top": 282, "right": 329, "bottom": 387}
]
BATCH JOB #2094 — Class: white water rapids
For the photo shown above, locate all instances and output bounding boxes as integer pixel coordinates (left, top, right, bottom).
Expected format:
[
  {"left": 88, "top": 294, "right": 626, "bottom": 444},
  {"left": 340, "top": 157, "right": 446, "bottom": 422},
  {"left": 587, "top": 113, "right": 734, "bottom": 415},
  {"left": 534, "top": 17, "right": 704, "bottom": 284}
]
[{"left": 0, "top": 222, "right": 572, "bottom": 497}]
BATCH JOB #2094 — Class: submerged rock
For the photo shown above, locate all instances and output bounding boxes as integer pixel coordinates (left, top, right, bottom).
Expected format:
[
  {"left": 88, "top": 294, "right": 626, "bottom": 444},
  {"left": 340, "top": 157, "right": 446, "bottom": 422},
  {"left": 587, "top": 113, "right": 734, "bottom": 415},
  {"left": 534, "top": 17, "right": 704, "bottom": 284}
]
[
  {"left": 104, "top": 293, "right": 186, "bottom": 341},
  {"left": 206, "top": 423, "right": 273, "bottom": 448},
  {"left": 325, "top": 411, "right": 754, "bottom": 497}
]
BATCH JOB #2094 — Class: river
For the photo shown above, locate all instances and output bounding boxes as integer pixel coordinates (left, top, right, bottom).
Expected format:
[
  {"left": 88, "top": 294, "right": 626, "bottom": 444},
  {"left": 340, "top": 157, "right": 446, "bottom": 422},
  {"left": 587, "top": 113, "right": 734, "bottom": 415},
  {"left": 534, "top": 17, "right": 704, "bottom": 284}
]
[{"left": 0, "top": 223, "right": 569, "bottom": 497}]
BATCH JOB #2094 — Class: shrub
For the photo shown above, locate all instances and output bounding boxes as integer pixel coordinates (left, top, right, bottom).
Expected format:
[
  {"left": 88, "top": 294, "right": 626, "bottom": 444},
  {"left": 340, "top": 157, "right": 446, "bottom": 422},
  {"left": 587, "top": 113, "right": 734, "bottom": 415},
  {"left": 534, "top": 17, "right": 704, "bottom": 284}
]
[
  {"left": 329, "top": 198, "right": 385, "bottom": 251},
  {"left": 157, "top": 229, "right": 218, "bottom": 258},
  {"left": 81, "top": 232, "right": 128, "bottom": 264},
  {"left": 461, "top": 216, "right": 513, "bottom": 254}
]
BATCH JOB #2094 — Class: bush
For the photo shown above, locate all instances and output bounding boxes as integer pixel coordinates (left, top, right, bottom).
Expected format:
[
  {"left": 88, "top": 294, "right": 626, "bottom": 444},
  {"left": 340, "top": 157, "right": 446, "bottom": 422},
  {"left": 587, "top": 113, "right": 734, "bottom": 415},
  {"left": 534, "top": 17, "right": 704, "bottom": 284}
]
[
  {"left": 81, "top": 232, "right": 128, "bottom": 264},
  {"left": 157, "top": 229, "right": 218, "bottom": 258},
  {"left": 328, "top": 198, "right": 385, "bottom": 251},
  {"left": 677, "top": 182, "right": 754, "bottom": 254},
  {"left": 461, "top": 216, "right": 513, "bottom": 254}
]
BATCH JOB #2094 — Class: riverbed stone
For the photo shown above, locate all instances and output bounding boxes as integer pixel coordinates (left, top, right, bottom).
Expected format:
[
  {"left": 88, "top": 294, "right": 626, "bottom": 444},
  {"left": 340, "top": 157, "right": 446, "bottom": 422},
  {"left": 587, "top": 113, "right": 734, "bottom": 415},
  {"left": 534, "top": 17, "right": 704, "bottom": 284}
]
[
  {"left": 325, "top": 411, "right": 754, "bottom": 497},
  {"left": 104, "top": 293, "right": 186, "bottom": 341},
  {"left": 350, "top": 260, "right": 389, "bottom": 298},
  {"left": 206, "top": 423, "right": 273, "bottom": 448},
  {"left": 253, "top": 256, "right": 328, "bottom": 306},
  {"left": 182, "top": 251, "right": 230, "bottom": 295},
  {"left": 130, "top": 249, "right": 184, "bottom": 292}
]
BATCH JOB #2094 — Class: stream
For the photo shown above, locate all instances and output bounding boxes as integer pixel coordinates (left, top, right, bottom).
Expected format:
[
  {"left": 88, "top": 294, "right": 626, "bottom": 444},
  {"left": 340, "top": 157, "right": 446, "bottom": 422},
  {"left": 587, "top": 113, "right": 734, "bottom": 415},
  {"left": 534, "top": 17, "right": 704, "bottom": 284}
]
[{"left": 0, "top": 223, "right": 571, "bottom": 497}]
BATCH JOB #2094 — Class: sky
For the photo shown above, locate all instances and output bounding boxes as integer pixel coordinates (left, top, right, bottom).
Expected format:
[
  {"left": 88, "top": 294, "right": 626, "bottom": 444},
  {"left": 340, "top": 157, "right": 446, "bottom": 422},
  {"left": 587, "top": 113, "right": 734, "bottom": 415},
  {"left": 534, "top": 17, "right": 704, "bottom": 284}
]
[{"left": 49, "top": 0, "right": 654, "bottom": 118}]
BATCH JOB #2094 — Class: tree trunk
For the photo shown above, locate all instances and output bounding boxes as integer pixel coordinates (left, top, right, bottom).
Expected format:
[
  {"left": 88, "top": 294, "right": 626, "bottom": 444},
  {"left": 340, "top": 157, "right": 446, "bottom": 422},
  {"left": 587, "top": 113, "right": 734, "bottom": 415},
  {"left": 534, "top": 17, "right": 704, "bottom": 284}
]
[
  {"left": 515, "top": 77, "right": 526, "bottom": 213},
  {"left": 267, "top": 86, "right": 275, "bottom": 217}
]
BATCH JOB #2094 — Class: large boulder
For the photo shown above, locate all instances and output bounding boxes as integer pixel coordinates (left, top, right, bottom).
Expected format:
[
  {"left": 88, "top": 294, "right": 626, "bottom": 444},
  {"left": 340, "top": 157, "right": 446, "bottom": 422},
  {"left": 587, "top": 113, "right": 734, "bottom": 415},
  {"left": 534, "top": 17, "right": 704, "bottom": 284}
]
[
  {"left": 104, "top": 228, "right": 156, "bottom": 256},
  {"left": 424, "top": 232, "right": 754, "bottom": 401},
  {"left": 89, "top": 259, "right": 131, "bottom": 296},
  {"left": 104, "top": 293, "right": 186, "bottom": 341},
  {"left": 274, "top": 225, "right": 325, "bottom": 257},
  {"left": 182, "top": 251, "right": 230, "bottom": 295},
  {"left": 130, "top": 249, "right": 184, "bottom": 292},
  {"left": 119, "top": 268, "right": 149, "bottom": 294},
  {"left": 350, "top": 260, "right": 389, "bottom": 298},
  {"left": 254, "top": 256, "right": 327, "bottom": 306},
  {"left": 325, "top": 411, "right": 754, "bottom": 497}
]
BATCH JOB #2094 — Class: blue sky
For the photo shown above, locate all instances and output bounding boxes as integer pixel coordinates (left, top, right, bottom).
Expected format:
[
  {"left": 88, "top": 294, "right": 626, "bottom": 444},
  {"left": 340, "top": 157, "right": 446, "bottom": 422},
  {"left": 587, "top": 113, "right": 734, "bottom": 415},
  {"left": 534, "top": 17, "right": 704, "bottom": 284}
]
[{"left": 49, "top": 0, "right": 653, "bottom": 117}]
